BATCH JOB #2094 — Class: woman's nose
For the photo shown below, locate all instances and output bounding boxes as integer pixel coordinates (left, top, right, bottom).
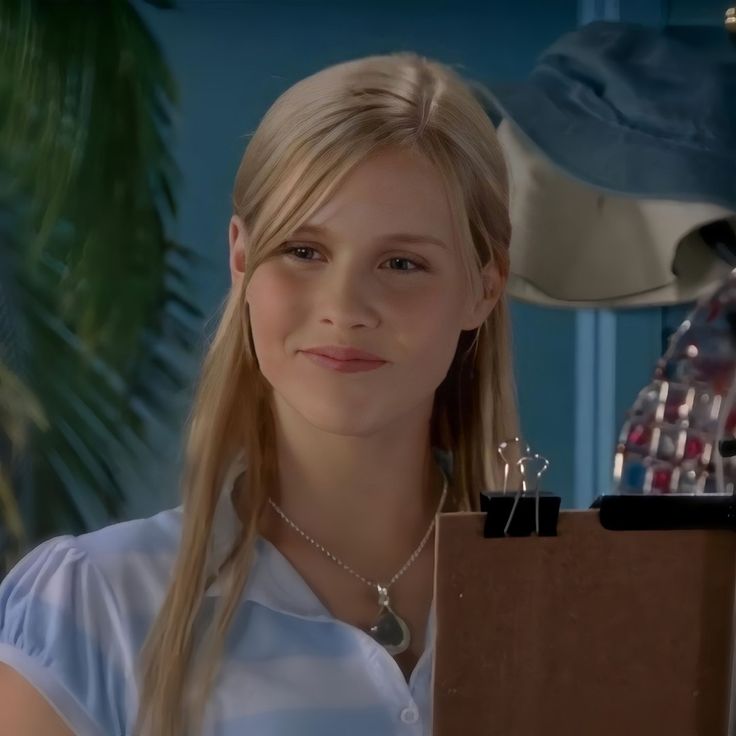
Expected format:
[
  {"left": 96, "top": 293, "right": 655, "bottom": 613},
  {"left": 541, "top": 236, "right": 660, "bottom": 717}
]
[{"left": 317, "top": 265, "right": 379, "bottom": 329}]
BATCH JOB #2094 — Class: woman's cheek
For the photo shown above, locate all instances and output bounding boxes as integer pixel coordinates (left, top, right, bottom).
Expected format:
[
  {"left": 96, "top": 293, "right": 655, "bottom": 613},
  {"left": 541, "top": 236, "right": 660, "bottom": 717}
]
[{"left": 246, "top": 269, "right": 296, "bottom": 361}]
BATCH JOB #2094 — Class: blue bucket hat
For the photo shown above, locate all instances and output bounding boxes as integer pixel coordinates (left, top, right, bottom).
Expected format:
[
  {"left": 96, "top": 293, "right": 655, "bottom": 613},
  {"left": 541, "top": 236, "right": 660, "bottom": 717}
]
[
  {"left": 475, "top": 22, "right": 736, "bottom": 308},
  {"left": 481, "top": 21, "right": 736, "bottom": 209}
]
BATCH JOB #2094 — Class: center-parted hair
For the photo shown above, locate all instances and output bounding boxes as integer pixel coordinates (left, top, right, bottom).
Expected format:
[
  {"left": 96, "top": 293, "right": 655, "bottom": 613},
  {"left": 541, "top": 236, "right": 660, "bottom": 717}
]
[{"left": 133, "top": 51, "right": 520, "bottom": 736}]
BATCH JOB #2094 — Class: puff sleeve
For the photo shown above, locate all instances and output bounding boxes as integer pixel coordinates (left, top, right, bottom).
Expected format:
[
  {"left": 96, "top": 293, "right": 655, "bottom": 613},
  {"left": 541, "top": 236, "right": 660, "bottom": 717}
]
[{"left": 0, "top": 536, "right": 131, "bottom": 736}]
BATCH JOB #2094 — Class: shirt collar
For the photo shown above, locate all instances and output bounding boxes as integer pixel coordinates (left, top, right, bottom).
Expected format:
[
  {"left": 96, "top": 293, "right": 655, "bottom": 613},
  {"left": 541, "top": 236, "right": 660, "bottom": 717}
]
[
  {"left": 203, "top": 454, "right": 332, "bottom": 618},
  {"left": 204, "top": 447, "right": 451, "bottom": 632}
]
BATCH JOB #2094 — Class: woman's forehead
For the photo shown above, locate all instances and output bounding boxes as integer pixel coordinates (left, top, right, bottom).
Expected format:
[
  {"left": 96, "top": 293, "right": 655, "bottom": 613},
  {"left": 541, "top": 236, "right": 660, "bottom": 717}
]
[{"left": 298, "top": 148, "right": 456, "bottom": 245}]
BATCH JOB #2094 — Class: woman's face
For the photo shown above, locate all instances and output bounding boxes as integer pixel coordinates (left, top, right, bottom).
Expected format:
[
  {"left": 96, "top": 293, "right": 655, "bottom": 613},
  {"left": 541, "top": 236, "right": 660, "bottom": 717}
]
[{"left": 230, "top": 146, "right": 500, "bottom": 438}]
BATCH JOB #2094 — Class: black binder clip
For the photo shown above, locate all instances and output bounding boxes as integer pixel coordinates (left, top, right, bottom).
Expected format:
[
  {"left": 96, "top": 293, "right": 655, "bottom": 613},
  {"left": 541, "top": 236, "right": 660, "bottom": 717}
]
[
  {"left": 481, "top": 442, "right": 560, "bottom": 537},
  {"left": 591, "top": 493, "right": 736, "bottom": 531}
]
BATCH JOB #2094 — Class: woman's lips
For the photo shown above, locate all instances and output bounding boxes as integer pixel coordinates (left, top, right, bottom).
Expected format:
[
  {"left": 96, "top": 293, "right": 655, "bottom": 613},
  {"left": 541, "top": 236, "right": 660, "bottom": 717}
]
[{"left": 300, "top": 351, "right": 387, "bottom": 373}]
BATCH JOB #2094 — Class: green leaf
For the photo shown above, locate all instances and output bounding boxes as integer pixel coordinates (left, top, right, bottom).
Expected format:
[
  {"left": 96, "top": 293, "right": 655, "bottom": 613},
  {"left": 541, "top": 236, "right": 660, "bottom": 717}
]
[{"left": 0, "top": 0, "right": 201, "bottom": 547}]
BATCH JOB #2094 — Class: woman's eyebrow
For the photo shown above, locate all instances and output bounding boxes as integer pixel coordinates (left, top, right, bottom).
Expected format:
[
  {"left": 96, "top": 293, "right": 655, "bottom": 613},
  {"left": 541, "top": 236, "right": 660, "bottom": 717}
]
[{"left": 291, "top": 223, "right": 448, "bottom": 249}]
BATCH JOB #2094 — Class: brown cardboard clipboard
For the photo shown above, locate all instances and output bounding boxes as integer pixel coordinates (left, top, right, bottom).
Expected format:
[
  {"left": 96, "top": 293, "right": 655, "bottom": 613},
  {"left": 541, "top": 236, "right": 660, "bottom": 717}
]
[{"left": 432, "top": 510, "right": 736, "bottom": 736}]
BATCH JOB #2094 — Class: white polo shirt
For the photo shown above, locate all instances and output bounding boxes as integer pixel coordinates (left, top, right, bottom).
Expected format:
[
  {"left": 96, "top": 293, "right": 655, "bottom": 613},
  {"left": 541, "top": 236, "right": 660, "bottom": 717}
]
[{"left": 0, "top": 458, "right": 439, "bottom": 735}]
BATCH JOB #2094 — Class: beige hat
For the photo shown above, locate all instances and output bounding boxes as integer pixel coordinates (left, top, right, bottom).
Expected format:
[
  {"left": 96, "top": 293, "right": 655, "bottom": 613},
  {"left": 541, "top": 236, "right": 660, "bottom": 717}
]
[{"left": 499, "top": 119, "right": 736, "bottom": 309}]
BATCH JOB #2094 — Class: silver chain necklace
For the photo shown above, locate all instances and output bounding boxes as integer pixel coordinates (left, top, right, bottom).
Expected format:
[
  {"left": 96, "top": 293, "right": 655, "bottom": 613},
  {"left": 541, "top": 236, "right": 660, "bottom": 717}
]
[{"left": 267, "top": 471, "right": 448, "bottom": 656}]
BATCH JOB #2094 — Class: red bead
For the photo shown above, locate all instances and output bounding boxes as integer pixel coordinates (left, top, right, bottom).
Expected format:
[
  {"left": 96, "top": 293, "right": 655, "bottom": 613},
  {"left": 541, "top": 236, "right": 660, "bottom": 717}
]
[
  {"left": 652, "top": 468, "right": 671, "bottom": 492},
  {"left": 628, "top": 425, "right": 650, "bottom": 446},
  {"left": 684, "top": 436, "right": 704, "bottom": 460}
]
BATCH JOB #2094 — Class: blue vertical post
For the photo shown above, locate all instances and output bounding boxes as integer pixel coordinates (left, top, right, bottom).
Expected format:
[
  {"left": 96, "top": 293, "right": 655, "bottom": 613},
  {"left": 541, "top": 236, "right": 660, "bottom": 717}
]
[{"left": 574, "top": 311, "right": 598, "bottom": 507}]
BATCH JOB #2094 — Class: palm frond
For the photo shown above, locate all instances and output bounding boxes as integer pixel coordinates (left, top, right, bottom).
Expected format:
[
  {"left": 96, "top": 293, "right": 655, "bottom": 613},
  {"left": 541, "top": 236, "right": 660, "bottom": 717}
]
[{"left": 0, "top": 0, "right": 207, "bottom": 553}]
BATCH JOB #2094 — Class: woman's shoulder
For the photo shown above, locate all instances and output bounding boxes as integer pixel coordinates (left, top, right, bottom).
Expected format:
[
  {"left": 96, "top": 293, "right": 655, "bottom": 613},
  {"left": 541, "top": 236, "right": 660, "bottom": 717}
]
[
  {"left": 0, "top": 503, "right": 188, "bottom": 654},
  {"left": 73, "top": 503, "right": 185, "bottom": 577},
  {"left": 18, "top": 503, "right": 187, "bottom": 618},
  {"left": 0, "top": 504, "right": 186, "bottom": 735}
]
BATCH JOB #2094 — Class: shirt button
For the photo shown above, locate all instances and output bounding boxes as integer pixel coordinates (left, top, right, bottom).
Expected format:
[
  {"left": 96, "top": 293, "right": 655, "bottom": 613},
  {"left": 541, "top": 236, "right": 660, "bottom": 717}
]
[{"left": 400, "top": 706, "right": 419, "bottom": 723}]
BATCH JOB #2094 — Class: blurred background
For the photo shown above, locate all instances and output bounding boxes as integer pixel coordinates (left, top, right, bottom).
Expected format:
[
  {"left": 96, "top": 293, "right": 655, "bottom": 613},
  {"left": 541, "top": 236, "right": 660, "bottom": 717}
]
[{"left": 0, "top": 0, "right": 728, "bottom": 573}]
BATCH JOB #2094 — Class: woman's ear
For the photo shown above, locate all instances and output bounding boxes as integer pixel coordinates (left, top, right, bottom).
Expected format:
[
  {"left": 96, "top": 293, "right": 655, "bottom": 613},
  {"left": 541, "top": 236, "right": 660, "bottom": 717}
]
[
  {"left": 229, "top": 215, "right": 248, "bottom": 288},
  {"left": 462, "top": 260, "right": 505, "bottom": 330}
]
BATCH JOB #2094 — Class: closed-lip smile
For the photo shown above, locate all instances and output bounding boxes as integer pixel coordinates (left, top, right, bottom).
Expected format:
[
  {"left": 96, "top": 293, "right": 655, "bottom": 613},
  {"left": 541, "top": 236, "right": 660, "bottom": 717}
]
[
  {"left": 300, "top": 345, "right": 388, "bottom": 373},
  {"left": 302, "top": 345, "right": 386, "bottom": 362}
]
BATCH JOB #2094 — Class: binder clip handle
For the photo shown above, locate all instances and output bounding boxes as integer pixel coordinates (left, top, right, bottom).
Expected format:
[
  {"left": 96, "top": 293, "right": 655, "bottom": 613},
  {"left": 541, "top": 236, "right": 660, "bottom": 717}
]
[{"left": 480, "top": 452, "right": 560, "bottom": 537}]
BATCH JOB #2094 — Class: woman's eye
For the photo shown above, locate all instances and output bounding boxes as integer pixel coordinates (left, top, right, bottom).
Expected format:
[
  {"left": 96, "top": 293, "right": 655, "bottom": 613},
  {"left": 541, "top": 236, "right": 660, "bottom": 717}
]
[
  {"left": 385, "top": 257, "right": 423, "bottom": 272},
  {"left": 284, "top": 245, "right": 319, "bottom": 261}
]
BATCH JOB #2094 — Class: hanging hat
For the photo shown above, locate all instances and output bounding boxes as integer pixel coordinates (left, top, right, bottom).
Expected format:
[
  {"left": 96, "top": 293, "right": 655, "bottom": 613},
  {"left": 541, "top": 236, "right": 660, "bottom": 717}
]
[
  {"left": 498, "top": 119, "right": 736, "bottom": 308},
  {"left": 478, "top": 21, "right": 736, "bottom": 308}
]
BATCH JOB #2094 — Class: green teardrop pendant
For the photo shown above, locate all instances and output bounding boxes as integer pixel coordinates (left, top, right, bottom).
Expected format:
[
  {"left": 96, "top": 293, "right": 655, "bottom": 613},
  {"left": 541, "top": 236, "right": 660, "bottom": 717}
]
[{"left": 367, "top": 584, "right": 411, "bottom": 655}]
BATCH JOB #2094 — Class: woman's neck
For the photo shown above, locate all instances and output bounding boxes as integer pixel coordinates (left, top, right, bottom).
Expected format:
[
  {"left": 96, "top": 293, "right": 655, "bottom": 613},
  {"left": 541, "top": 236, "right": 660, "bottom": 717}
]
[{"left": 261, "top": 396, "right": 447, "bottom": 581}]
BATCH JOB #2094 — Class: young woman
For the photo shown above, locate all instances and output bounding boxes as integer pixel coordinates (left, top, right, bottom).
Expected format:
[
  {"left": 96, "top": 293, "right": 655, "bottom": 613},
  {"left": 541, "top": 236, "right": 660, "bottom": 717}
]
[{"left": 0, "top": 51, "right": 519, "bottom": 735}]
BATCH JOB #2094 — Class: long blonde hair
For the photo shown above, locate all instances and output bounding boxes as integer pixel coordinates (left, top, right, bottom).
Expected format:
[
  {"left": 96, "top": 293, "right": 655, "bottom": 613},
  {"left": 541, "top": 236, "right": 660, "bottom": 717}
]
[{"left": 133, "top": 51, "right": 520, "bottom": 736}]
